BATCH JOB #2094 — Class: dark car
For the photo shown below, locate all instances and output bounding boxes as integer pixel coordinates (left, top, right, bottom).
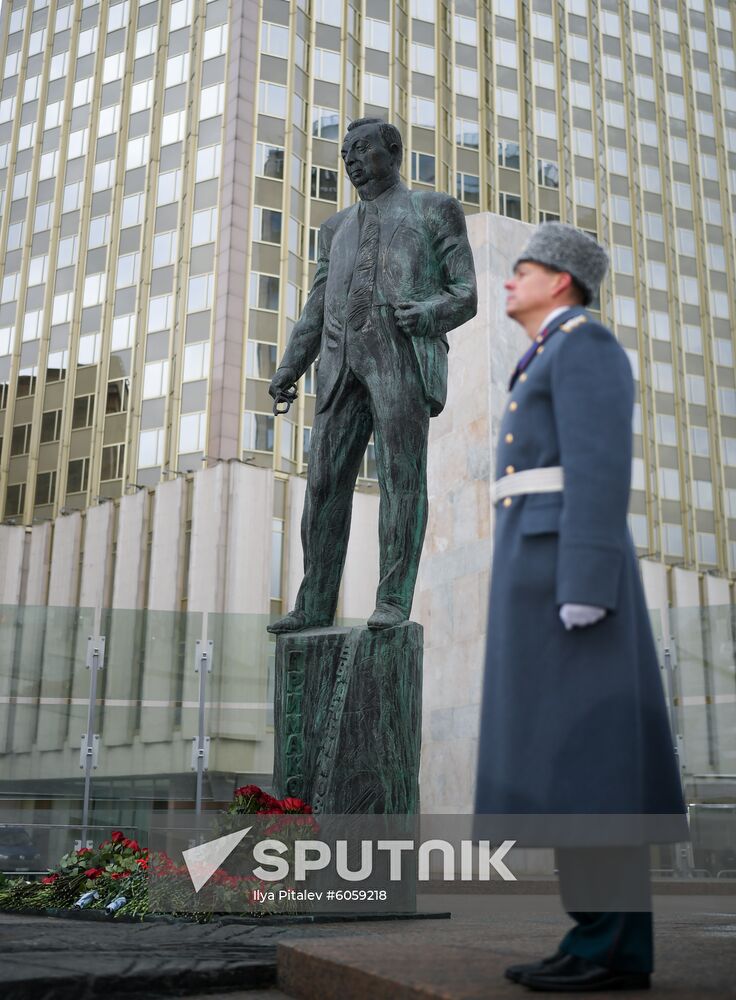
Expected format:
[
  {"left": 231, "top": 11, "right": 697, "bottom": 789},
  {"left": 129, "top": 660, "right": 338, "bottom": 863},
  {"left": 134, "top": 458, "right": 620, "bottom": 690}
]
[{"left": 0, "top": 827, "right": 42, "bottom": 871}]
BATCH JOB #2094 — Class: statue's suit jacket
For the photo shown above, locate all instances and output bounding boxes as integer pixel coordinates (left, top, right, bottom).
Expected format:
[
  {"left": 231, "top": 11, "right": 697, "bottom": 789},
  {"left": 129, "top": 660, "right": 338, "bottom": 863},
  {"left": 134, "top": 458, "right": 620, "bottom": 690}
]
[{"left": 276, "top": 182, "right": 477, "bottom": 417}]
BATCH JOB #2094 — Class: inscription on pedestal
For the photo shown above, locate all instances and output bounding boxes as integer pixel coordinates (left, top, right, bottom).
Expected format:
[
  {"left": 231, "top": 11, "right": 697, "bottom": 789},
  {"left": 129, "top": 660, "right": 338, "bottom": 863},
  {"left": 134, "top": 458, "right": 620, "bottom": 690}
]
[{"left": 273, "top": 623, "right": 422, "bottom": 814}]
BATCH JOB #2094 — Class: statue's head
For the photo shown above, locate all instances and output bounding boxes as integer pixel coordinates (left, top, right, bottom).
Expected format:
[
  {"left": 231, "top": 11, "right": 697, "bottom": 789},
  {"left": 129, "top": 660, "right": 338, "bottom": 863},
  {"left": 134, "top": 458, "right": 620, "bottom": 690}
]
[{"left": 341, "top": 118, "right": 402, "bottom": 199}]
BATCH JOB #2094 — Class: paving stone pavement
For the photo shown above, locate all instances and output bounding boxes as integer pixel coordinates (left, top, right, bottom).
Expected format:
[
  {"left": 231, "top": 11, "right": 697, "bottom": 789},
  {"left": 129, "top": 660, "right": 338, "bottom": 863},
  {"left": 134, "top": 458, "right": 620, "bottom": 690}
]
[{"left": 1, "top": 892, "right": 734, "bottom": 999}]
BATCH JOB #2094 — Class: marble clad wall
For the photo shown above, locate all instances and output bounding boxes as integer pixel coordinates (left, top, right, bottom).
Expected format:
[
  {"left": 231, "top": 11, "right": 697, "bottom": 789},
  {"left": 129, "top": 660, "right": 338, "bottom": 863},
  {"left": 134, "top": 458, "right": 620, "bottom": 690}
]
[{"left": 415, "top": 212, "right": 533, "bottom": 814}]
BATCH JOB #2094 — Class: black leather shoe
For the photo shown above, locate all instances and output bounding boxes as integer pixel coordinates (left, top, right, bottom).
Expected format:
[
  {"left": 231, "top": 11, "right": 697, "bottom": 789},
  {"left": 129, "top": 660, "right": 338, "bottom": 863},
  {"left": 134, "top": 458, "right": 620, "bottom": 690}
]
[
  {"left": 504, "top": 950, "right": 565, "bottom": 983},
  {"left": 519, "top": 953, "right": 651, "bottom": 991}
]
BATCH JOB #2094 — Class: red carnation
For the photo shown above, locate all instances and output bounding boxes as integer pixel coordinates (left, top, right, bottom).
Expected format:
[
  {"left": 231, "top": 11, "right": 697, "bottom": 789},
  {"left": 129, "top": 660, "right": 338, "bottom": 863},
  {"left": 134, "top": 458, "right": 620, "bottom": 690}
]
[
  {"left": 280, "top": 796, "right": 311, "bottom": 813},
  {"left": 123, "top": 838, "right": 140, "bottom": 852},
  {"left": 111, "top": 830, "right": 125, "bottom": 843},
  {"left": 77, "top": 847, "right": 93, "bottom": 855},
  {"left": 84, "top": 867, "right": 104, "bottom": 878},
  {"left": 234, "top": 784, "right": 262, "bottom": 798},
  {"left": 41, "top": 874, "right": 58, "bottom": 884}
]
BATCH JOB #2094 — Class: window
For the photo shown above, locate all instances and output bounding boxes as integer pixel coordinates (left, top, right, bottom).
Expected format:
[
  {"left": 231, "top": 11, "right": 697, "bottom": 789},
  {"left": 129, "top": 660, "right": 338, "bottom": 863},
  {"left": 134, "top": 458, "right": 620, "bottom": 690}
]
[
  {"left": 697, "top": 533, "right": 717, "bottom": 564},
  {"left": 112, "top": 315, "right": 136, "bottom": 350},
  {"left": 10, "top": 423, "right": 31, "bottom": 456},
  {"left": 23, "top": 310, "right": 44, "bottom": 342},
  {"left": 715, "top": 339, "right": 734, "bottom": 367},
  {"left": 138, "top": 428, "right": 164, "bottom": 468},
  {"left": 411, "top": 152, "right": 435, "bottom": 185},
  {"left": 179, "top": 412, "right": 206, "bottom": 453},
  {"left": 629, "top": 513, "right": 648, "bottom": 548},
  {"left": 253, "top": 205, "right": 281, "bottom": 243},
  {"left": 454, "top": 67, "right": 478, "bottom": 97},
  {"left": 686, "top": 375, "right": 707, "bottom": 405},
  {"left": 315, "top": 0, "right": 342, "bottom": 25},
  {"left": 67, "top": 457, "right": 90, "bottom": 495},
  {"left": 454, "top": 14, "right": 477, "bottom": 45},
  {"left": 187, "top": 274, "right": 214, "bottom": 312},
  {"left": 106, "top": 378, "right": 130, "bottom": 414},
  {"left": 157, "top": 111, "right": 184, "bottom": 146},
  {"left": 196, "top": 145, "right": 221, "bottom": 183},
  {"left": 199, "top": 83, "right": 225, "bottom": 120},
  {"left": 458, "top": 173, "right": 480, "bottom": 204},
  {"left": 535, "top": 108, "right": 557, "bottom": 138},
  {"left": 647, "top": 261, "right": 667, "bottom": 291},
  {"left": 499, "top": 192, "right": 521, "bottom": 218},
  {"left": 183, "top": 342, "right": 210, "bottom": 382},
  {"left": 719, "top": 388, "right": 736, "bottom": 417},
  {"left": 34, "top": 471, "right": 57, "bottom": 506},
  {"left": 724, "top": 438, "right": 736, "bottom": 466},
  {"left": 411, "top": 96, "right": 435, "bottom": 127},
  {"left": 191, "top": 208, "right": 217, "bottom": 246},
  {"left": 365, "top": 18, "right": 390, "bottom": 51},
  {"left": 101, "top": 444, "right": 125, "bottom": 481},
  {"left": 615, "top": 297, "right": 637, "bottom": 327},
  {"left": 365, "top": 73, "right": 390, "bottom": 106},
  {"left": 148, "top": 295, "right": 173, "bottom": 332},
  {"left": 456, "top": 118, "right": 479, "bottom": 149},
  {"left": 311, "top": 107, "right": 340, "bottom": 141},
  {"left": 83, "top": 274, "right": 106, "bottom": 308},
  {"left": 495, "top": 38, "right": 518, "bottom": 68},
  {"left": 41, "top": 409, "right": 62, "bottom": 443},
  {"left": 203, "top": 25, "right": 228, "bottom": 60},
  {"left": 246, "top": 341, "right": 278, "bottom": 380},
  {"left": 662, "top": 523, "right": 683, "bottom": 557},
  {"left": 659, "top": 467, "right": 681, "bottom": 500},
  {"left": 498, "top": 140, "right": 520, "bottom": 169},
  {"left": 575, "top": 178, "right": 596, "bottom": 208},
  {"left": 676, "top": 229, "right": 695, "bottom": 256},
  {"left": 93, "top": 160, "right": 115, "bottom": 193},
  {"left": 649, "top": 312, "right": 670, "bottom": 341},
  {"left": 690, "top": 426, "right": 710, "bottom": 457},
  {"left": 693, "top": 480, "right": 713, "bottom": 510},
  {"left": 72, "top": 394, "right": 94, "bottom": 429},
  {"left": 653, "top": 362, "right": 674, "bottom": 393},
  {"left": 250, "top": 272, "right": 280, "bottom": 311},
  {"left": 5, "top": 483, "right": 26, "bottom": 518},
  {"left": 166, "top": 52, "right": 190, "bottom": 88},
  {"left": 255, "top": 143, "right": 285, "bottom": 178},
  {"left": 242, "top": 411, "right": 274, "bottom": 452},
  {"left": 157, "top": 169, "right": 182, "bottom": 205},
  {"left": 537, "top": 159, "right": 559, "bottom": 188},
  {"left": 116, "top": 253, "right": 140, "bottom": 288},
  {"left": 608, "top": 147, "right": 629, "bottom": 175},
  {"left": 142, "top": 360, "right": 169, "bottom": 399},
  {"left": 310, "top": 166, "right": 338, "bottom": 201},
  {"left": 121, "top": 193, "right": 144, "bottom": 228},
  {"left": 314, "top": 48, "right": 340, "bottom": 83},
  {"left": 656, "top": 414, "right": 677, "bottom": 447},
  {"left": 498, "top": 89, "right": 520, "bottom": 118},
  {"left": 613, "top": 246, "right": 634, "bottom": 275},
  {"left": 258, "top": 82, "right": 287, "bottom": 119}
]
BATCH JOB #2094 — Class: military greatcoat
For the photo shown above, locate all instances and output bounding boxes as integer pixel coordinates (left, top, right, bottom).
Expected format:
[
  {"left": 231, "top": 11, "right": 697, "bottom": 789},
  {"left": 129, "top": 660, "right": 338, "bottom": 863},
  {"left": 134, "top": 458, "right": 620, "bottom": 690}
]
[{"left": 475, "top": 307, "right": 687, "bottom": 844}]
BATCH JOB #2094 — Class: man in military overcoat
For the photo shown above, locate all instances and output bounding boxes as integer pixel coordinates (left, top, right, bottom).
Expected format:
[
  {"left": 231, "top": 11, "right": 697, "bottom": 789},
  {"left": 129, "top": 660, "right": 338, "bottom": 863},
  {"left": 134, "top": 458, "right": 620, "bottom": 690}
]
[
  {"left": 267, "top": 118, "right": 477, "bottom": 633},
  {"left": 475, "top": 223, "right": 687, "bottom": 991}
]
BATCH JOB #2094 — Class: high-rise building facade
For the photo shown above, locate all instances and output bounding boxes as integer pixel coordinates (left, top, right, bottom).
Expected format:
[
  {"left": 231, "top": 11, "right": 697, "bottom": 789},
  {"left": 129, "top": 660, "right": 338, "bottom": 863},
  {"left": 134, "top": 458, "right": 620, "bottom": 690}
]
[{"left": 1, "top": 0, "right": 736, "bottom": 580}]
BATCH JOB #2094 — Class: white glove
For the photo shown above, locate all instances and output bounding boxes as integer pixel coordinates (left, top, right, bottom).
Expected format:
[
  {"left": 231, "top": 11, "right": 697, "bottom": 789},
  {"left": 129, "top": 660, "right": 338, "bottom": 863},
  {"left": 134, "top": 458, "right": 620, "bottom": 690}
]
[{"left": 559, "top": 603, "right": 607, "bottom": 630}]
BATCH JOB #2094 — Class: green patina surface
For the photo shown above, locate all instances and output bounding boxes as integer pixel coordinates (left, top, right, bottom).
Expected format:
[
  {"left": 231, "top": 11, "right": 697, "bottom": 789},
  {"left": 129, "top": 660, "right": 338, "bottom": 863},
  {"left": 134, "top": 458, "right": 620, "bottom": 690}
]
[{"left": 273, "top": 624, "right": 422, "bottom": 815}]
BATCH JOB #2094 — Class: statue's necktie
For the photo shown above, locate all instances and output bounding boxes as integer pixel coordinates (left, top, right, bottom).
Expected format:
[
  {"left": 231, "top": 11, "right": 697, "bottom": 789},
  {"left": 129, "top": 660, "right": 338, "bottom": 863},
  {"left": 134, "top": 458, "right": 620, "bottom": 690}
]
[{"left": 346, "top": 200, "right": 380, "bottom": 330}]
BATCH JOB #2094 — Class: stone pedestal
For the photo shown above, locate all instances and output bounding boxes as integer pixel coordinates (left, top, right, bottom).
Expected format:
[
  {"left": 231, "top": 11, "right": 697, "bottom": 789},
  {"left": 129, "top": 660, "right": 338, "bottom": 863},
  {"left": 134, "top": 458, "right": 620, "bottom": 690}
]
[{"left": 273, "top": 622, "right": 422, "bottom": 814}]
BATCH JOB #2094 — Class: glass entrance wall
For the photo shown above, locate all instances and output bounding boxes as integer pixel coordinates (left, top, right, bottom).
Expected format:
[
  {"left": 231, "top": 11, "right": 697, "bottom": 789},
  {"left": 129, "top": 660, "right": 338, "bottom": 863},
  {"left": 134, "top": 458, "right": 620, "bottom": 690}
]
[{"left": 1, "top": 603, "right": 735, "bottom": 876}]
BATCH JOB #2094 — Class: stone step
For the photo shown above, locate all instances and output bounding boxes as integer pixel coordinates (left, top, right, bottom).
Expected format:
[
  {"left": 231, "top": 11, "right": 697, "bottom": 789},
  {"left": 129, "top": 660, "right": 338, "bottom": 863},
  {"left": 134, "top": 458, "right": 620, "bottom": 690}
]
[{"left": 276, "top": 935, "right": 528, "bottom": 1000}]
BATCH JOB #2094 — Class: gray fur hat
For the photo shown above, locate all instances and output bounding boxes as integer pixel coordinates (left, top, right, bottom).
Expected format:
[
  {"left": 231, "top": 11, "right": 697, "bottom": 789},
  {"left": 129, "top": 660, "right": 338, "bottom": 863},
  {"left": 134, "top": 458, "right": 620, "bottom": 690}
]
[{"left": 514, "top": 222, "right": 609, "bottom": 305}]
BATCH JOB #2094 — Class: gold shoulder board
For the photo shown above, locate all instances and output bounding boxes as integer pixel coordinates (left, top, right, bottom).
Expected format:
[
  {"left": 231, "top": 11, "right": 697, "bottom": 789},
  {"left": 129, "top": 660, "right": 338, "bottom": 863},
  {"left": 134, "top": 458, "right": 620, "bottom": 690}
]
[{"left": 561, "top": 315, "right": 588, "bottom": 333}]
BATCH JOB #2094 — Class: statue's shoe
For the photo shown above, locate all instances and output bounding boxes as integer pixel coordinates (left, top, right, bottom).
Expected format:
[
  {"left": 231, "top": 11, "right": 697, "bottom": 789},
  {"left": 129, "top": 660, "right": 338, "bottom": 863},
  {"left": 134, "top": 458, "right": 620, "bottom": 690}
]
[
  {"left": 266, "top": 610, "right": 330, "bottom": 634},
  {"left": 367, "top": 603, "right": 407, "bottom": 629}
]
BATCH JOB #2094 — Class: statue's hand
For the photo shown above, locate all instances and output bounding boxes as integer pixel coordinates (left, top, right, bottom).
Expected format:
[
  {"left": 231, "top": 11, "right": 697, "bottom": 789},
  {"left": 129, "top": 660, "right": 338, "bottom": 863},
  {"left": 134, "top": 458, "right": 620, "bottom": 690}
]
[
  {"left": 394, "top": 301, "right": 431, "bottom": 338},
  {"left": 268, "top": 367, "right": 297, "bottom": 400}
]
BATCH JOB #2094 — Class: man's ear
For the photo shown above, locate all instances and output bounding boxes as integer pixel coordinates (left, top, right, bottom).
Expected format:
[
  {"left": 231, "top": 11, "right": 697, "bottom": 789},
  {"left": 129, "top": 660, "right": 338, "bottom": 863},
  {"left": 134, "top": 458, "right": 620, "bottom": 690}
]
[{"left": 554, "top": 271, "right": 579, "bottom": 302}]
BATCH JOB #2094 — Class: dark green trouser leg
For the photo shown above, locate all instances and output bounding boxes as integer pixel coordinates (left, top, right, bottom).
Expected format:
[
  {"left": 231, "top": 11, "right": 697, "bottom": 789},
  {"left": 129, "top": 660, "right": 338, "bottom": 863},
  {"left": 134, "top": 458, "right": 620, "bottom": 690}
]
[
  {"left": 294, "top": 375, "right": 372, "bottom": 624},
  {"left": 555, "top": 846, "right": 653, "bottom": 974}
]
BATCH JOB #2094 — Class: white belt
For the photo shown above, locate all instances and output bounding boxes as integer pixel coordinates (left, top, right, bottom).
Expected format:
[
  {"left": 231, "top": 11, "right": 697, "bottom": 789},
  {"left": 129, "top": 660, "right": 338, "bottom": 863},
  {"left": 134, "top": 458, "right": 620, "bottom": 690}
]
[{"left": 491, "top": 466, "right": 564, "bottom": 505}]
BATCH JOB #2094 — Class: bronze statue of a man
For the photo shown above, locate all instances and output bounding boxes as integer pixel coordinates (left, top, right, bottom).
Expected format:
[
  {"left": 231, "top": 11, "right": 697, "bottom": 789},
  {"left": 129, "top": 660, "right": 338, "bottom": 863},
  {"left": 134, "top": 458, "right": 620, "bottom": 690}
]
[{"left": 267, "top": 118, "right": 477, "bottom": 633}]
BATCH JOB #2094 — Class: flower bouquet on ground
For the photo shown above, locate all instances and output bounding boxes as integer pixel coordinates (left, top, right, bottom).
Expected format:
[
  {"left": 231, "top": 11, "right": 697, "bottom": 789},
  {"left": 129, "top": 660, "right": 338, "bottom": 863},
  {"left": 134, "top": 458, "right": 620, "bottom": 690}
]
[
  {"left": 0, "top": 831, "right": 150, "bottom": 917},
  {"left": 0, "top": 786, "right": 318, "bottom": 920}
]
